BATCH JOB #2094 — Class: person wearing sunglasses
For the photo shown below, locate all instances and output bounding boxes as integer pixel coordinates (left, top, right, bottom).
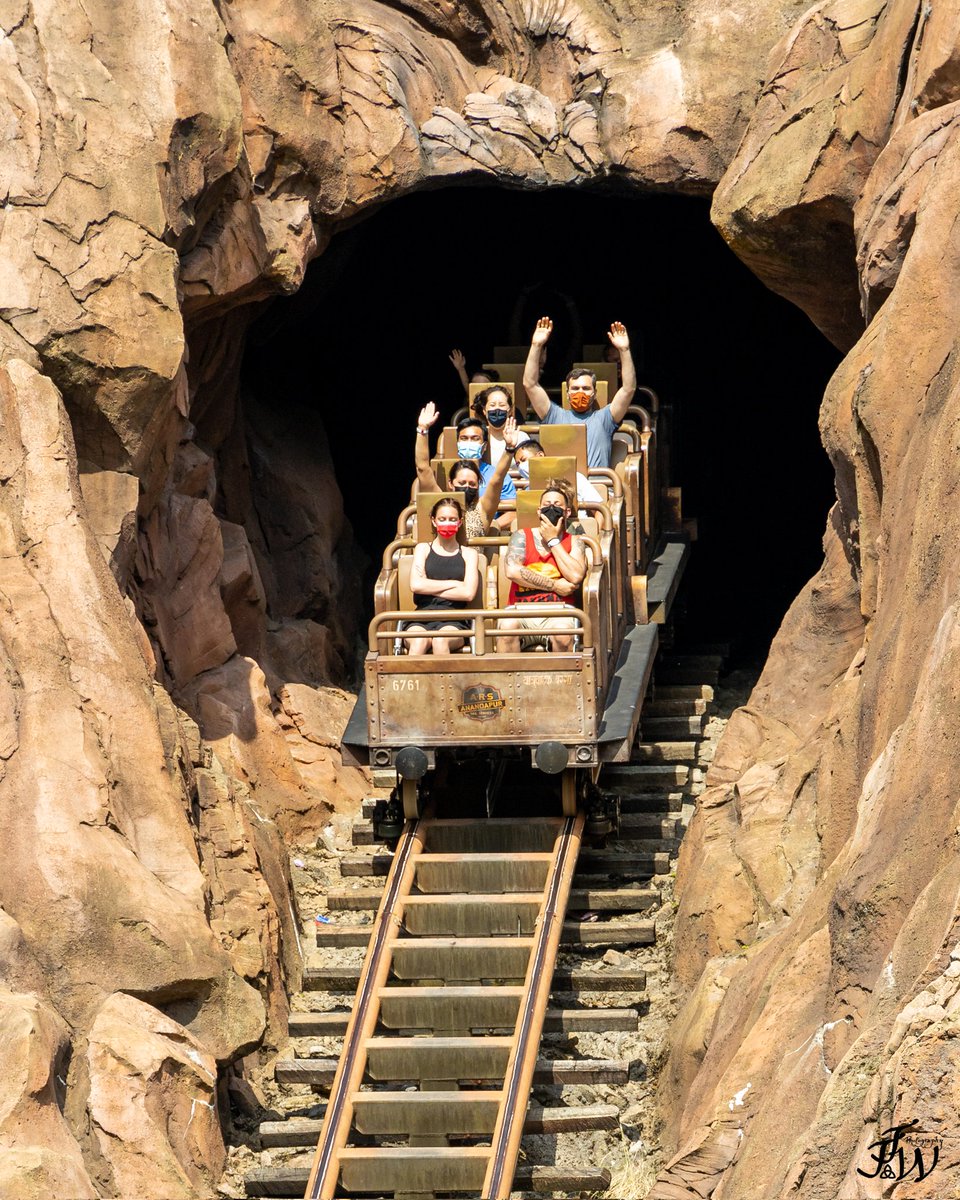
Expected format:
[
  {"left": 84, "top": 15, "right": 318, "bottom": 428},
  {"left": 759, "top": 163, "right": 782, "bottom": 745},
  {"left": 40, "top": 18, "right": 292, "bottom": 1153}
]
[{"left": 522, "top": 317, "right": 636, "bottom": 468}]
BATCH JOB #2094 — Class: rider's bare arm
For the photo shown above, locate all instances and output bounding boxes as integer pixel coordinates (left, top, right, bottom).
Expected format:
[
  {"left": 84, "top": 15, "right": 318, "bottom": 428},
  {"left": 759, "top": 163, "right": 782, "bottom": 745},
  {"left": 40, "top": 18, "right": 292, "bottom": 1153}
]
[
  {"left": 522, "top": 317, "right": 553, "bottom": 419},
  {"left": 607, "top": 322, "right": 637, "bottom": 423},
  {"left": 504, "top": 530, "right": 566, "bottom": 593},
  {"left": 415, "top": 401, "right": 441, "bottom": 491},
  {"left": 478, "top": 416, "right": 519, "bottom": 529},
  {"left": 449, "top": 349, "right": 469, "bottom": 396}
]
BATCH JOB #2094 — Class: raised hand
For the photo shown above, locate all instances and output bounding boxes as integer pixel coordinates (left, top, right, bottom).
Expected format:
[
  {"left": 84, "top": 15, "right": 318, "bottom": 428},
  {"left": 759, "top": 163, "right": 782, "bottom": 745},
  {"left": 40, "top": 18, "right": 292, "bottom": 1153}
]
[
  {"left": 448, "top": 348, "right": 466, "bottom": 371},
  {"left": 607, "top": 321, "right": 630, "bottom": 352},
  {"left": 503, "top": 414, "right": 519, "bottom": 451},
  {"left": 531, "top": 316, "right": 553, "bottom": 346},
  {"left": 417, "top": 401, "right": 440, "bottom": 429}
]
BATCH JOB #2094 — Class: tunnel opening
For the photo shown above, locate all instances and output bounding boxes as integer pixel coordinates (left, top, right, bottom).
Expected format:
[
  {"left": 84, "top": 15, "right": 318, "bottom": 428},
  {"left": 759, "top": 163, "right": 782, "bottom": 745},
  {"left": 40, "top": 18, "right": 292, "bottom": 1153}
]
[{"left": 239, "top": 185, "right": 841, "bottom": 672}]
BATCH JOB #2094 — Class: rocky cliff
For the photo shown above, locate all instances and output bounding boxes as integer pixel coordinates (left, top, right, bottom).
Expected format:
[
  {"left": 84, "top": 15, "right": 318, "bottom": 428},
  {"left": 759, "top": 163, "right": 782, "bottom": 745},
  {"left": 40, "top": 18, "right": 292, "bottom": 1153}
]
[
  {"left": 1, "top": 0, "right": 959, "bottom": 1195},
  {"left": 657, "top": 4, "right": 960, "bottom": 1198}
]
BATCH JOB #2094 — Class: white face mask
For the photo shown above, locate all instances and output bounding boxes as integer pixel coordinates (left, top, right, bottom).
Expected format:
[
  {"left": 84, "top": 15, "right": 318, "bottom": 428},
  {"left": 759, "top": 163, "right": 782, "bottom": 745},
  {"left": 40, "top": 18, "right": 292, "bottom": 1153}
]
[{"left": 517, "top": 461, "right": 530, "bottom": 479}]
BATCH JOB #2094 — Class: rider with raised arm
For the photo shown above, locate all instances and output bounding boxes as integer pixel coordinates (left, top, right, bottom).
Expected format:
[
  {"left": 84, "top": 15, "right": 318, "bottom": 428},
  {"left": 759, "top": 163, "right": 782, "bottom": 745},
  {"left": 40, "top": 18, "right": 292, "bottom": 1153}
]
[
  {"left": 414, "top": 402, "right": 519, "bottom": 536},
  {"left": 499, "top": 479, "right": 587, "bottom": 653},
  {"left": 522, "top": 318, "right": 636, "bottom": 469},
  {"left": 448, "top": 348, "right": 498, "bottom": 398}
]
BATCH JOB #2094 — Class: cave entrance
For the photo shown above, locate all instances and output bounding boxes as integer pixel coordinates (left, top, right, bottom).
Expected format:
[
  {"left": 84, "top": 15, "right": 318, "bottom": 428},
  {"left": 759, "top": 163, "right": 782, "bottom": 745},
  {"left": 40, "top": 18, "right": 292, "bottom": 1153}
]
[{"left": 241, "top": 186, "right": 840, "bottom": 671}]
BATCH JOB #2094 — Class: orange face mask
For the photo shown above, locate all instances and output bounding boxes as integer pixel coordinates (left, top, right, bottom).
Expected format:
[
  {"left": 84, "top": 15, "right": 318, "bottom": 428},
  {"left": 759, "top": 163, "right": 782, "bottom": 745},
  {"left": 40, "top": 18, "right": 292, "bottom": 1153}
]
[{"left": 569, "top": 390, "right": 592, "bottom": 413}]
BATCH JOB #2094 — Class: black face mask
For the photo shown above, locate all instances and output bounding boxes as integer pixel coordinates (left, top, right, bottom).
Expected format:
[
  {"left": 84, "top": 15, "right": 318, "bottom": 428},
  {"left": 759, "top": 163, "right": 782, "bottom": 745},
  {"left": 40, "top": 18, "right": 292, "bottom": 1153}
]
[
  {"left": 540, "top": 504, "right": 565, "bottom": 525},
  {"left": 456, "top": 484, "right": 479, "bottom": 505},
  {"left": 486, "top": 409, "right": 508, "bottom": 428}
]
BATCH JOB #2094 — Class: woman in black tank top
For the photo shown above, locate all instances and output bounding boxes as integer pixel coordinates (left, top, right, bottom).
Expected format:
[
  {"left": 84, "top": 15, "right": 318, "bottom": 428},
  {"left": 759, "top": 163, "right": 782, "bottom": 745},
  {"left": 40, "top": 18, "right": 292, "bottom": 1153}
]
[{"left": 404, "top": 498, "right": 481, "bottom": 656}]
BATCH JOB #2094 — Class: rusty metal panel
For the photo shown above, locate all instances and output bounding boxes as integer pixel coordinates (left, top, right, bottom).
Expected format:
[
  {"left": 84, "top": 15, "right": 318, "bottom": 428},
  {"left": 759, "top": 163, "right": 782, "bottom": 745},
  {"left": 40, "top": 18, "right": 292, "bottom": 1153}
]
[
  {"left": 514, "top": 670, "right": 585, "bottom": 739},
  {"left": 363, "top": 660, "right": 381, "bottom": 741},
  {"left": 371, "top": 657, "right": 597, "bottom": 746},
  {"left": 375, "top": 671, "right": 454, "bottom": 742}
]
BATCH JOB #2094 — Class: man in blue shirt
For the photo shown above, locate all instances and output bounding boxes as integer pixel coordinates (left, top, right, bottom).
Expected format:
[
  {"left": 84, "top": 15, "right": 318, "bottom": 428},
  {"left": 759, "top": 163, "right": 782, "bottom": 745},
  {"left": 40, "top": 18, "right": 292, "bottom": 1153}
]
[
  {"left": 522, "top": 317, "right": 637, "bottom": 468},
  {"left": 454, "top": 416, "right": 517, "bottom": 502}
]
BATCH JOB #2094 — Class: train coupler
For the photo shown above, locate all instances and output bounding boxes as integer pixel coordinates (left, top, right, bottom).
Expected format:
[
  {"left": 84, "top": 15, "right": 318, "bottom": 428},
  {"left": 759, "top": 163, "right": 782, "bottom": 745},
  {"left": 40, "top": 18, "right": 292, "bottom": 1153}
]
[
  {"left": 372, "top": 789, "right": 405, "bottom": 842},
  {"left": 584, "top": 783, "right": 620, "bottom": 842}
]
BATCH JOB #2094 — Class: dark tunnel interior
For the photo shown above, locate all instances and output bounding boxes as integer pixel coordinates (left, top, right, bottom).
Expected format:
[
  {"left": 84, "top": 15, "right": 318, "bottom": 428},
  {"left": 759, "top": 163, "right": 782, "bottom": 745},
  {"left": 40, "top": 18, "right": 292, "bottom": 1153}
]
[{"left": 243, "top": 186, "right": 841, "bottom": 671}]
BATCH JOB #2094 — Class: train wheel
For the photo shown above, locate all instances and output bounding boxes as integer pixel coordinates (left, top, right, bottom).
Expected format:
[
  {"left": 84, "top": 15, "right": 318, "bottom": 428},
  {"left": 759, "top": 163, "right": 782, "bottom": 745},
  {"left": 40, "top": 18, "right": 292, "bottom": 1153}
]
[
  {"left": 561, "top": 768, "right": 579, "bottom": 816},
  {"left": 400, "top": 776, "right": 421, "bottom": 820}
]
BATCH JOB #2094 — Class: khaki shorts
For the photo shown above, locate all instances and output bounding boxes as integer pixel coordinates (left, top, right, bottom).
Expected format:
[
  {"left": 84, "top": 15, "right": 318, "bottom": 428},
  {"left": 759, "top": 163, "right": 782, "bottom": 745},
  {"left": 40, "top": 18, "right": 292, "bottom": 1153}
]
[{"left": 501, "top": 605, "right": 578, "bottom": 650}]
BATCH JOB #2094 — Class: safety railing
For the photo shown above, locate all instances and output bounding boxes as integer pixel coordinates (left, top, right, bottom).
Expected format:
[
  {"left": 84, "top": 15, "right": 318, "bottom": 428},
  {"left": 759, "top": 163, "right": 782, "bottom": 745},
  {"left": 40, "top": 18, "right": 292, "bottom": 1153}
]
[
  {"left": 624, "top": 404, "right": 652, "bottom": 433},
  {"left": 369, "top": 606, "right": 593, "bottom": 655},
  {"left": 587, "top": 467, "right": 623, "bottom": 497}
]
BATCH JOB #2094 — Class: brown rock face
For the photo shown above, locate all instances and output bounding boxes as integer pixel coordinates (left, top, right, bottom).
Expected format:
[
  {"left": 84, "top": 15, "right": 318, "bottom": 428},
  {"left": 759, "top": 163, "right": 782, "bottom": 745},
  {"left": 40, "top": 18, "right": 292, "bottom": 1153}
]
[
  {"left": 654, "top": 10, "right": 960, "bottom": 1197},
  {"left": 4, "top": 0, "right": 960, "bottom": 1195},
  {"left": 0, "top": 991, "right": 96, "bottom": 1200},
  {"left": 77, "top": 993, "right": 225, "bottom": 1198},
  {"left": 0, "top": 362, "right": 233, "bottom": 1017},
  {"left": 0, "top": 360, "right": 271, "bottom": 1186},
  {"left": 711, "top": 0, "right": 925, "bottom": 350}
]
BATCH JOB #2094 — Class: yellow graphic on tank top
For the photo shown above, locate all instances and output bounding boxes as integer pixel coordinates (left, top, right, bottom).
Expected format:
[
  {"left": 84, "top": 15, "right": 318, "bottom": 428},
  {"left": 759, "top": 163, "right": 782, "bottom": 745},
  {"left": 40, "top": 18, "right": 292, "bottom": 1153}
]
[{"left": 526, "top": 561, "right": 561, "bottom": 580}]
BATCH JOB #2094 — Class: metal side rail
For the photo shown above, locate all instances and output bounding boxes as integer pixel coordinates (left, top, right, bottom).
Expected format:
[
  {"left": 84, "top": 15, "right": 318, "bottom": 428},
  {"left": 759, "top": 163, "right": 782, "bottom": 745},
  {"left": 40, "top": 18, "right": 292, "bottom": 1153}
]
[
  {"left": 645, "top": 533, "right": 689, "bottom": 625},
  {"left": 303, "top": 814, "right": 585, "bottom": 1200}
]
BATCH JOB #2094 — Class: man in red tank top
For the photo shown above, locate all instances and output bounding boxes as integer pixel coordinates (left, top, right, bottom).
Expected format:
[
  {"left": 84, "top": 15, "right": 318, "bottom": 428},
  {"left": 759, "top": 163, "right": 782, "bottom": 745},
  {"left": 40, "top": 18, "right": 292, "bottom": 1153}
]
[{"left": 500, "top": 479, "right": 587, "bottom": 653}]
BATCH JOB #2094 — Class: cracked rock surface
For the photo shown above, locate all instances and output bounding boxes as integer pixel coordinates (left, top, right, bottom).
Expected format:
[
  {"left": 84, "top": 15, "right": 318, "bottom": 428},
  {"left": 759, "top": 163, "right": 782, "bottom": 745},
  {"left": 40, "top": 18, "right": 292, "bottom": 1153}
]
[{"left": 4, "top": 0, "right": 960, "bottom": 1196}]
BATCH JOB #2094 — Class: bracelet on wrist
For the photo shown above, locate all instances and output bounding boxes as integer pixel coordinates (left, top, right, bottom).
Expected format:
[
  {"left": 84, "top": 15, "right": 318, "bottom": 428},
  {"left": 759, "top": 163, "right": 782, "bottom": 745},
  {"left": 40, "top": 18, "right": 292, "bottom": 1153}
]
[
  {"left": 416, "top": 427, "right": 428, "bottom": 436},
  {"left": 546, "top": 536, "right": 561, "bottom": 549}
]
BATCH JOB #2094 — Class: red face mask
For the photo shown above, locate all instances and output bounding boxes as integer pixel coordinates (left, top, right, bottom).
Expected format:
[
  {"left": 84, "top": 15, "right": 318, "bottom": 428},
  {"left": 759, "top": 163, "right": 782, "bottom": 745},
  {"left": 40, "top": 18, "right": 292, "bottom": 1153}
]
[
  {"left": 569, "top": 389, "right": 592, "bottom": 413},
  {"left": 435, "top": 520, "right": 460, "bottom": 539}
]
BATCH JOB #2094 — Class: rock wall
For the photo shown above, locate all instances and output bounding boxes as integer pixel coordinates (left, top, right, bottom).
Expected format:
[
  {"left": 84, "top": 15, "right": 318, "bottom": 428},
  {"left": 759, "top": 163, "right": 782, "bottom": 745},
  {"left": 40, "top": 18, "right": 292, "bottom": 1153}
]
[
  {"left": 0, "top": 1, "right": 812, "bottom": 1192},
  {"left": 3, "top": 0, "right": 960, "bottom": 1194},
  {"left": 657, "top": 4, "right": 960, "bottom": 1197}
]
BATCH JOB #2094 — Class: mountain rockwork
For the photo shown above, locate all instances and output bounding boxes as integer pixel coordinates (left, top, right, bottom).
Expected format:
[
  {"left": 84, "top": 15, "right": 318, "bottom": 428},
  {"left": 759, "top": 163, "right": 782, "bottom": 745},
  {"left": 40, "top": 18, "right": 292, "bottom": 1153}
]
[
  {"left": 0, "top": 0, "right": 810, "bottom": 1191},
  {"left": 1, "top": 0, "right": 959, "bottom": 1196},
  {"left": 657, "top": 4, "right": 960, "bottom": 1198}
]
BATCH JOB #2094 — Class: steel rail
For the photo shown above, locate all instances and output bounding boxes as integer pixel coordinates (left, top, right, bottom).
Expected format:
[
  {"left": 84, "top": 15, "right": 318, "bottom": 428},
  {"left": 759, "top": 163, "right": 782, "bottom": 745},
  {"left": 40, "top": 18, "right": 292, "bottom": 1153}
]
[
  {"left": 303, "top": 816, "right": 427, "bottom": 1200},
  {"left": 483, "top": 811, "right": 585, "bottom": 1199}
]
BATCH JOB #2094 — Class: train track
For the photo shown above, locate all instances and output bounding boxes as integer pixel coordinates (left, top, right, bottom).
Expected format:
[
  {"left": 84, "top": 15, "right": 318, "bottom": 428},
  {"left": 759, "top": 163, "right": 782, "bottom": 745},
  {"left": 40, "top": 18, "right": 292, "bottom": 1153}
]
[{"left": 242, "top": 653, "right": 724, "bottom": 1199}]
